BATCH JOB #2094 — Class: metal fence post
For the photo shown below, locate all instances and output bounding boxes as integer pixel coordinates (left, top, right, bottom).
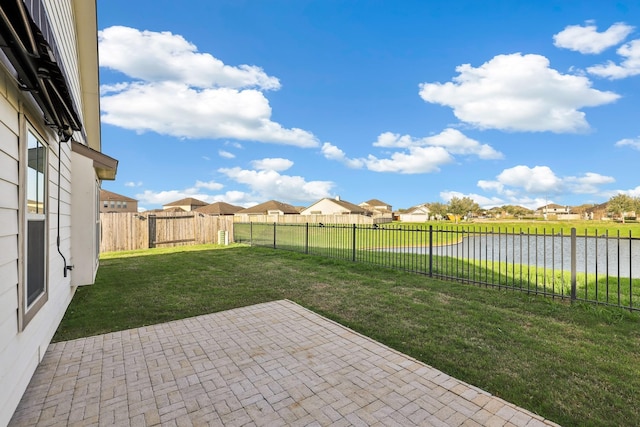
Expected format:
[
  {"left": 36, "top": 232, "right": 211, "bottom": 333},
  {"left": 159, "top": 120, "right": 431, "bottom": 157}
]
[
  {"left": 571, "top": 227, "right": 577, "bottom": 302},
  {"left": 249, "top": 222, "right": 253, "bottom": 246},
  {"left": 305, "top": 223, "right": 309, "bottom": 254},
  {"left": 273, "top": 222, "right": 277, "bottom": 249},
  {"left": 429, "top": 225, "right": 433, "bottom": 277},
  {"left": 352, "top": 223, "right": 357, "bottom": 262}
]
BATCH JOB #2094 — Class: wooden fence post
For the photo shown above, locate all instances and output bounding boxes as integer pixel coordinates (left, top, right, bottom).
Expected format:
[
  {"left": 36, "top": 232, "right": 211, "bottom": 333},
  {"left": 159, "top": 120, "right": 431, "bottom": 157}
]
[{"left": 148, "top": 215, "right": 157, "bottom": 248}]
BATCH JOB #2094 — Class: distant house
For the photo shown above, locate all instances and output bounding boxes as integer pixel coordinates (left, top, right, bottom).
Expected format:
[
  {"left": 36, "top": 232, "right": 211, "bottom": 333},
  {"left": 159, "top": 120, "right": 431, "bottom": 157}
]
[
  {"left": 399, "top": 204, "right": 431, "bottom": 222},
  {"left": 235, "top": 200, "right": 300, "bottom": 221},
  {"left": 163, "top": 197, "right": 208, "bottom": 212},
  {"left": 0, "top": 2, "right": 118, "bottom": 425},
  {"left": 535, "top": 204, "right": 571, "bottom": 217},
  {"left": 195, "top": 201, "right": 243, "bottom": 216},
  {"left": 359, "top": 199, "right": 393, "bottom": 215},
  {"left": 301, "top": 197, "right": 369, "bottom": 216},
  {"left": 100, "top": 189, "right": 138, "bottom": 213}
]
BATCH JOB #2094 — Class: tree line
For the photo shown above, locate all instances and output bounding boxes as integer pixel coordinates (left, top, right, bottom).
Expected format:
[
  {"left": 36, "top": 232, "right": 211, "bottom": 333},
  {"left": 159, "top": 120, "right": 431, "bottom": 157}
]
[{"left": 399, "top": 194, "right": 639, "bottom": 222}]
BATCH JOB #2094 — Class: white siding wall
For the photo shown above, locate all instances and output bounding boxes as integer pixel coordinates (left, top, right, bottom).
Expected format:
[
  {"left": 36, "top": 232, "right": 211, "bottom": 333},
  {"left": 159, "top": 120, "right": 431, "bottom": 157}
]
[
  {"left": 0, "top": 77, "right": 78, "bottom": 427},
  {"left": 301, "top": 199, "right": 351, "bottom": 215},
  {"left": 43, "top": 0, "right": 85, "bottom": 130},
  {"left": 71, "top": 152, "right": 98, "bottom": 286},
  {"left": 0, "top": 2, "right": 86, "bottom": 424},
  {"left": 0, "top": 69, "right": 23, "bottom": 427}
]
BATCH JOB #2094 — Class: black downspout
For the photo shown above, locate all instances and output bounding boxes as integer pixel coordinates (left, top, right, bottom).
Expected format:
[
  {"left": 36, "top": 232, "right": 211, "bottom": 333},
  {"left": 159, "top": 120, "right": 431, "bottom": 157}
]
[{"left": 56, "top": 129, "right": 73, "bottom": 277}]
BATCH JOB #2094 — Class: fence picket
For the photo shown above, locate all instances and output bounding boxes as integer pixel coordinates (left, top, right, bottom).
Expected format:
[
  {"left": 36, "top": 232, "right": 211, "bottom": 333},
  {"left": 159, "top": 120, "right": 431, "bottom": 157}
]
[{"left": 100, "top": 212, "right": 235, "bottom": 252}]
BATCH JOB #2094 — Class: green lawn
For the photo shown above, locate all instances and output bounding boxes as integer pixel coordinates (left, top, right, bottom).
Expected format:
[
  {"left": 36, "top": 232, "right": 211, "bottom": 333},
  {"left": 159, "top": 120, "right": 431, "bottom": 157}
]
[
  {"left": 236, "top": 222, "right": 640, "bottom": 310},
  {"left": 56, "top": 244, "right": 640, "bottom": 427}
]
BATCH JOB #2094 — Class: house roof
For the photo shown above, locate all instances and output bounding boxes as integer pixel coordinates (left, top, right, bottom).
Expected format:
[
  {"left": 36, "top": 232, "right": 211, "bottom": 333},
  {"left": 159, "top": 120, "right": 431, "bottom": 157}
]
[
  {"left": 195, "top": 202, "right": 243, "bottom": 215},
  {"left": 236, "top": 200, "right": 300, "bottom": 214},
  {"left": 362, "top": 199, "right": 389, "bottom": 206},
  {"left": 100, "top": 189, "right": 137, "bottom": 202},
  {"left": 332, "top": 198, "right": 368, "bottom": 213},
  {"left": 305, "top": 198, "right": 368, "bottom": 214},
  {"left": 585, "top": 202, "right": 608, "bottom": 213},
  {"left": 146, "top": 207, "right": 186, "bottom": 213},
  {"left": 536, "top": 203, "right": 569, "bottom": 211},
  {"left": 164, "top": 197, "right": 208, "bottom": 207},
  {"left": 406, "top": 204, "right": 430, "bottom": 214}
]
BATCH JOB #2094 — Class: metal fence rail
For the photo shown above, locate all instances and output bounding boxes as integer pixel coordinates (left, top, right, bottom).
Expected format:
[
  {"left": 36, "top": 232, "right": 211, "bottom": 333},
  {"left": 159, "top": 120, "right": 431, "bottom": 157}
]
[{"left": 234, "top": 222, "right": 640, "bottom": 312}]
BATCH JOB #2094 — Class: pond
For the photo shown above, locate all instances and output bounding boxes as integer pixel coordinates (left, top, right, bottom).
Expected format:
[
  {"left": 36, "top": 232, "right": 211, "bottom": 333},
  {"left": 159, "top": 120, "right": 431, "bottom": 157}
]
[{"left": 379, "top": 234, "right": 640, "bottom": 279}]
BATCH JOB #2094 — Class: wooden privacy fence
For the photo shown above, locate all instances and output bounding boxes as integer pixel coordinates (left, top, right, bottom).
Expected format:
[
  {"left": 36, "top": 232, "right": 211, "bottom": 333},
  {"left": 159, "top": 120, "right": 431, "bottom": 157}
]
[{"left": 100, "top": 212, "right": 235, "bottom": 253}]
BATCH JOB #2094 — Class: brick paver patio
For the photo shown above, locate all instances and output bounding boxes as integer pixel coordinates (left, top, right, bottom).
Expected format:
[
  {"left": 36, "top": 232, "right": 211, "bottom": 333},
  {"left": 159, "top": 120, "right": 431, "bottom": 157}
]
[{"left": 9, "top": 300, "right": 560, "bottom": 426}]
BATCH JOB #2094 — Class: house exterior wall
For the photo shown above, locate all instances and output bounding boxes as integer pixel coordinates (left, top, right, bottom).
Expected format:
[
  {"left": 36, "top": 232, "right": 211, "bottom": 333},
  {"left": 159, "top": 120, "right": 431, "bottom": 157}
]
[
  {"left": 0, "top": 1, "right": 104, "bottom": 425},
  {"left": 100, "top": 191, "right": 138, "bottom": 213},
  {"left": 301, "top": 199, "right": 352, "bottom": 215},
  {"left": 71, "top": 152, "right": 99, "bottom": 286},
  {"left": 0, "top": 72, "right": 77, "bottom": 427},
  {"left": 399, "top": 212, "right": 429, "bottom": 222},
  {"left": 100, "top": 199, "right": 138, "bottom": 213}
]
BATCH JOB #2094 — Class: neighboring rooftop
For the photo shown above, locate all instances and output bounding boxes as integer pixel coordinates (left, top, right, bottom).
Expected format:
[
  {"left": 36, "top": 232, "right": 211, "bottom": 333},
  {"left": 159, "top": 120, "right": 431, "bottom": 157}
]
[
  {"left": 100, "top": 189, "right": 137, "bottom": 202},
  {"left": 236, "top": 200, "right": 300, "bottom": 214},
  {"left": 164, "top": 197, "right": 208, "bottom": 208},
  {"left": 195, "top": 201, "right": 243, "bottom": 215}
]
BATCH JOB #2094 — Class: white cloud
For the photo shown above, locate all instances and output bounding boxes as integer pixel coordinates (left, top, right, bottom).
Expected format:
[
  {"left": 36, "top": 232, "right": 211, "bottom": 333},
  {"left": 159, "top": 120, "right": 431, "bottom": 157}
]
[
  {"left": 323, "top": 129, "right": 500, "bottom": 174},
  {"left": 419, "top": 53, "right": 620, "bottom": 133},
  {"left": 588, "top": 39, "right": 640, "bottom": 79},
  {"left": 218, "top": 150, "right": 235, "bottom": 159},
  {"left": 624, "top": 186, "right": 640, "bottom": 197},
  {"left": 100, "top": 82, "right": 129, "bottom": 95},
  {"left": 373, "top": 128, "right": 503, "bottom": 160},
  {"left": 496, "top": 165, "right": 563, "bottom": 193},
  {"left": 363, "top": 146, "right": 453, "bottom": 174},
  {"left": 615, "top": 137, "right": 640, "bottom": 150},
  {"left": 478, "top": 165, "right": 615, "bottom": 202},
  {"left": 225, "top": 141, "right": 244, "bottom": 149},
  {"left": 250, "top": 158, "right": 293, "bottom": 172},
  {"left": 477, "top": 180, "right": 504, "bottom": 193},
  {"left": 323, "top": 141, "right": 454, "bottom": 174},
  {"left": 321, "top": 143, "right": 365, "bottom": 169},
  {"left": 124, "top": 181, "right": 143, "bottom": 187},
  {"left": 218, "top": 166, "right": 334, "bottom": 203},
  {"left": 99, "top": 26, "right": 319, "bottom": 147},
  {"left": 99, "top": 26, "right": 280, "bottom": 90},
  {"left": 553, "top": 22, "right": 634, "bottom": 54},
  {"left": 194, "top": 180, "right": 224, "bottom": 191},
  {"left": 100, "top": 82, "right": 319, "bottom": 146},
  {"left": 564, "top": 172, "right": 615, "bottom": 194}
]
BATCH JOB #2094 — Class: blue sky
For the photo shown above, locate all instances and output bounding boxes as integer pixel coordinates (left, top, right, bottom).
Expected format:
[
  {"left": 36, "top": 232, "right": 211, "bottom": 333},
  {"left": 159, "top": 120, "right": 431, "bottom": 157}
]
[{"left": 97, "top": 0, "right": 640, "bottom": 212}]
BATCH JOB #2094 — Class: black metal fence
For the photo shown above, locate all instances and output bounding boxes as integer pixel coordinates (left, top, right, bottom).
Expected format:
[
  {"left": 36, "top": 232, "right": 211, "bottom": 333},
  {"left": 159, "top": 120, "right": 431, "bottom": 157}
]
[{"left": 234, "top": 222, "right": 640, "bottom": 311}]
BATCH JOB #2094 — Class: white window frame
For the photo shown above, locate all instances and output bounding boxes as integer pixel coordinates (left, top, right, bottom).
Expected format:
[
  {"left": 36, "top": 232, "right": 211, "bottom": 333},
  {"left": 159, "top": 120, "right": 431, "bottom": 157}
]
[{"left": 20, "top": 122, "right": 49, "bottom": 329}]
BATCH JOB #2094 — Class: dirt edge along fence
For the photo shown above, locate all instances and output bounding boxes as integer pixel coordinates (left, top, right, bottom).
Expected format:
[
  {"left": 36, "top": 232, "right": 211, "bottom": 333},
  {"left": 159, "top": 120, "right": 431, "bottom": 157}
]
[
  {"left": 234, "top": 222, "right": 640, "bottom": 312},
  {"left": 100, "top": 212, "right": 235, "bottom": 252}
]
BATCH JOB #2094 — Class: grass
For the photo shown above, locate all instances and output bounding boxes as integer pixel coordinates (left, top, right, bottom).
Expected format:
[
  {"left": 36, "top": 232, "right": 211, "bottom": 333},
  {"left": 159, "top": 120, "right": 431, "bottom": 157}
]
[
  {"left": 55, "top": 244, "right": 640, "bottom": 427},
  {"left": 237, "top": 222, "right": 640, "bottom": 310}
]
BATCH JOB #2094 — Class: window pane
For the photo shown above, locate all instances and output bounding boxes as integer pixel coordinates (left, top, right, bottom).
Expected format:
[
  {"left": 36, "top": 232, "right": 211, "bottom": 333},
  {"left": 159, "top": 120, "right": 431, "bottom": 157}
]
[
  {"left": 27, "top": 132, "right": 46, "bottom": 214},
  {"left": 27, "top": 220, "right": 46, "bottom": 305}
]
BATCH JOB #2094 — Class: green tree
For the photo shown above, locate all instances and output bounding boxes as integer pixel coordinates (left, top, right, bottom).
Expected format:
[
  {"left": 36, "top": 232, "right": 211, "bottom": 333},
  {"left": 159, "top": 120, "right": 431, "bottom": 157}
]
[
  {"left": 607, "top": 194, "right": 634, "bottom": 223},
  {"left": 427, "top": 202, "right": 448, "bottom": 220},
  {"left": 448, "top": 197, "right": 480, "bottom": 222}
]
